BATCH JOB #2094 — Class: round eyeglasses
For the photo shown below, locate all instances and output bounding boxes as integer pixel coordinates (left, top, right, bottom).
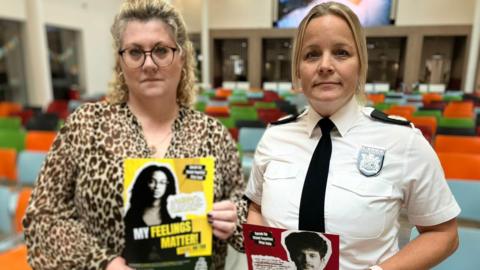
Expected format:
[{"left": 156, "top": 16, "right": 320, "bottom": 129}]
[{"left": 118, "top": 45, "right": 179, "bottom": 68}]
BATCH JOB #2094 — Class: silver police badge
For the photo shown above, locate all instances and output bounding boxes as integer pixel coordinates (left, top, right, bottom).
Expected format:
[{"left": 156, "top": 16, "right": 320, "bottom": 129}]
[{"left": 357, "top": 146, "right": 385, "bottom": 177}]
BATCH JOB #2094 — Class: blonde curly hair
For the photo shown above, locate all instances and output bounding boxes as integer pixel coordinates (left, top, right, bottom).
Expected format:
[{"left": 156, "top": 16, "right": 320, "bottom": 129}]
[{"left": 107, "top": 0, "right": 197, "bottom": 107}]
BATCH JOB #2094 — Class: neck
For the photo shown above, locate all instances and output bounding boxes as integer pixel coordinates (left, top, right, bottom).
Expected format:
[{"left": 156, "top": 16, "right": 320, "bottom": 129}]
[{"left": 127, "top": 95, "right": 179, "bottom": 126}]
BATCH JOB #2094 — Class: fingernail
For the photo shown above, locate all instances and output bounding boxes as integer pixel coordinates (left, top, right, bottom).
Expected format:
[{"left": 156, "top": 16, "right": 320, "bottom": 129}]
[
  {"left": 207, "top": 213, "right": 212, "bottom": 218},
  {"left": 208, "top": 218, "right": 213, "bottom": 224}
]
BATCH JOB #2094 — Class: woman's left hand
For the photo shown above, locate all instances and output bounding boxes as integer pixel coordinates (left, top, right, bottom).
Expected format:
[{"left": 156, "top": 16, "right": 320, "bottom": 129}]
[{"left": 208, "top": 200, "right": 237, "bottom": 240}]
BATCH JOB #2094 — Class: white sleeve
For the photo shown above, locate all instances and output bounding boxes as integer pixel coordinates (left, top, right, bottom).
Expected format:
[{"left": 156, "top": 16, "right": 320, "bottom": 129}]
[
  {"left": 403, "top": 131, "right": 460, "bottom": 226},
  {"left": 244, "top": 133, "right": 270, "bottom": 205}
]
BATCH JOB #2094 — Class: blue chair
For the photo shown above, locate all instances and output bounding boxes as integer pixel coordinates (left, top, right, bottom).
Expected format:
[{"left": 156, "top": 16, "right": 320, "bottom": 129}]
[
  {"left": 17, "top": 151, "right": 47, "bottom": 186},
  {"left": 0, "top": 187, "right": 24, "bottom": 252},
  {"left": 0, "top": 186, "right": 14, "bottom": 236},
  {"left": 448, "top": 180, "right": 480, "bottom": 222},
  {"left": 238, "top": 127, "right": 265, "bottom": 152},
  {"left": 239, "top": 128, "right": 265, "bottom": 179},
  {"left": 433, "top": 227, "right": 480, "bottom": 270}
]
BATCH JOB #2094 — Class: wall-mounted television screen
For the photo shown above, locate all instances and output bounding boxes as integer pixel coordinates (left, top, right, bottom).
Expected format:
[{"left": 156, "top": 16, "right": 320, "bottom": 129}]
[{"left": 275, "top": 0, "right": 393, "bottom": 28}]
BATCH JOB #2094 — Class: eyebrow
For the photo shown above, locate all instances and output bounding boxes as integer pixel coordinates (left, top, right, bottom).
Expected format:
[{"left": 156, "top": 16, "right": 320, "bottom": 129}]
[{"left": 124, "top": 41, "right": 175, "bottom": 48}]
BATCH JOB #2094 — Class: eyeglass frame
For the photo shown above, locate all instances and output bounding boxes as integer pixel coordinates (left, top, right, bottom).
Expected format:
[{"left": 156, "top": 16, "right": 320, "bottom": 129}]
[{"left": 118, "top": 44, "right": 180, "bottom": 68}]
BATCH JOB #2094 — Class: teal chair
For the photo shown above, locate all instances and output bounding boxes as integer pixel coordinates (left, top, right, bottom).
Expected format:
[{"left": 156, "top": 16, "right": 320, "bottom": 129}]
[
  {"left": 17, "top": 151, "right": 47, "bottom": 186},
  {"left": 228, "top": 95, "right": 248, "bottom": 104},
  {"left": 0, "top": 130, "right": 26, "bottom": 152}
]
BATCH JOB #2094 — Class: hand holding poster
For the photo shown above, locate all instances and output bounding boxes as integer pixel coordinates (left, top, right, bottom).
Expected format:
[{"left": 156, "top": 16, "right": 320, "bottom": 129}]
[
  {"left": 243, "top": 224, "right": 339, "bottom": 270},
  {"left": 123, "top": 158, "right": 214, "bottom": 269}
]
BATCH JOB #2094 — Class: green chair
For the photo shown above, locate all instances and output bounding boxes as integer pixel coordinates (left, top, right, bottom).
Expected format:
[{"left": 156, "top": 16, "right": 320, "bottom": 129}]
[
  {"left": 195, "top": 102, "right": 206, "bottom": 112},
  {"left": 228, "top": 95, "right": 248, "bottom": 104},
  {"left": 0, "top": 117, "right": 22, "bottom": 130},
  {"left": 442, "top": 95, "right": 462, "bottom": 102},
  {"left": 230, "top": 107, "right": 258, "bottom": 121},
  {"left": 254, "top": 102, "right": 276, "bottom": 109},
  {"left": 438, "top": 117, "right": 475, "bottom": 128},
  {"left": 437, "top": 117, "right": 476, "bottom": 136},
  {"left": 413, "top": 110, "right": 442, "bottom": 121},
  {"left": 373, "top": 103, "right": 391, "bottom": 111},
  {"left": 0, "top": 130, "right": 26, "bottom": 152},
  {"left": 218, "top": 117, "right": 235, "bottom": 129}
]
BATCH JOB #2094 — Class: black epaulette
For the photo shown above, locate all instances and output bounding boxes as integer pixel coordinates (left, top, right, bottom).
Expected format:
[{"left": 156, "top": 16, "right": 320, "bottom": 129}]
[
  {"left": 270, "top": 113, "right": 300, "bottom": 126},
  {"left": 370, "top": 109, "right": 411, "bottom": 126}
]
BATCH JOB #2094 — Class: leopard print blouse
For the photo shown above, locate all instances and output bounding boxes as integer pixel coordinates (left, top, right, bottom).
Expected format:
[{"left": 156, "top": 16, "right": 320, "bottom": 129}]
[{"left": 23, "top": 102, "right": 247, "bottom": 270}]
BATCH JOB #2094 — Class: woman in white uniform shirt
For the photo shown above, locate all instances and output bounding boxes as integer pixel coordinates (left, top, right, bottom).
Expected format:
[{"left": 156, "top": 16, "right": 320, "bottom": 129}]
[{"left": 245, "top": 2, "right": 460, "bottom": 270}]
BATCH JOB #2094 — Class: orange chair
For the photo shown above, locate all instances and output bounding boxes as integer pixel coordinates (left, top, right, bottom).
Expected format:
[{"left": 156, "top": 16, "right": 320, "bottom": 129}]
[
  {"left": 411, "top": 116, "right": 437, "bottom": 135},
  {"left": 0, "top": 149, "right": 17, "bottom": 182},
  {"left": 215, "top": 88, "right": 232, "bottom": 99},
  {"left": 0, "top": 102, "right": 22, "bottom": 117},
  {"left": 443, "top": 101, "right": 474, "bottom": 118},
  {"left": 384, "top": 107, "right": 413, "bottom": 120},
  {"left": 25, "top": 131, "right": 57, "bottom": 151},
  {"left": 437, "top": 152, "right": 480, "bottom": 180},
  {"left": 14, "top": 188, "right": 32, "bottom": 233},
  {"left": 204, "top": 106, "right": 229, "bottom": 117},
  {"left": 0, "top": 244, "right": 32, "bottom": 270},
  {"left": 422, "top": 93, "right": 443, "bottom": 105},
  {"left": 434, "top": 135, "right": 480, "bottom": 154},
  {"left": 367, "top": 93, "right": 385, "bottom": 105}
]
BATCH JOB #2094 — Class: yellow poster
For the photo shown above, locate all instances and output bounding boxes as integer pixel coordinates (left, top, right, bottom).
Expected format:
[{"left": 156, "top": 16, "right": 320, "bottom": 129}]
[{"left": 123, "top": 157, "right": 214, "bottom": 270}]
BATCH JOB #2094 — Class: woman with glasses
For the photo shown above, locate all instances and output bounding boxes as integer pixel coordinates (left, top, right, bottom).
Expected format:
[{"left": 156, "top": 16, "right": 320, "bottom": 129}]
[{"left": 23, "top": 0, "right": 246, "bottom": 269}]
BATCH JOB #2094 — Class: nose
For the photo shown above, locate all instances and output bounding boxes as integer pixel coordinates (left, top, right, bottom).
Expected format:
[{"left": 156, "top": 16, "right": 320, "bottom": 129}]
[
  {"left": 317, "top": 54, "right": 334, "bottom": 74},
  {"left": 143, "top": 52, "right": 158, "bottom": 70}
]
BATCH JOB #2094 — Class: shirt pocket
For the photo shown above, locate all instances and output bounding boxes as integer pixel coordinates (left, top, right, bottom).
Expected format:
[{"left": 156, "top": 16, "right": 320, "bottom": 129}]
[
  {"left": 326, "top": 174, "right": 394, "bottom": 239},
  {"left": 262, "top": 161, "right": 300, "bottom": 224},
  {"left": 264, "top": 161, "right": 299, "bottom": 180}
]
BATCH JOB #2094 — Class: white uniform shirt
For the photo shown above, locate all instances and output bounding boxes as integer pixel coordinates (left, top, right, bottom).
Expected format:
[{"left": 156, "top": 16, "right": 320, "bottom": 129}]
[{"left": 245, "top": 97, "right": 460, "bottom": 270}]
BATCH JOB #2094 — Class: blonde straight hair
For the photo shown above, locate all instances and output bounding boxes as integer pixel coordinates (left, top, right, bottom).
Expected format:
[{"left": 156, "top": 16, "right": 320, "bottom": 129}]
[{"left": 291, "top": 2, "right": 368, "bottom": 103}]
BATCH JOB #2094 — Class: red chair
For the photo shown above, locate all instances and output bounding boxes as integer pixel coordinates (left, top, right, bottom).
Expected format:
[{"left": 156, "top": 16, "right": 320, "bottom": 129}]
[
  {"left": 257, "top": 108, "right": 286, "bottom": 124},
  {"left": 46, "top": 100, "right": 69, "bottom": 119},
  {"left": 228, "top": 128, "right": 239, "bottom": 141},
  {"left": 262, "top": 91, "right": 280, "bottom": 102},
  {"left": 9, "top": 109, "right": 34, "bottom": 126}
]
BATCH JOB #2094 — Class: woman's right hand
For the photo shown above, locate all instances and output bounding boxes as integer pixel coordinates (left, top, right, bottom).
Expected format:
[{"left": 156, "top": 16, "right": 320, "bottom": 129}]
[{"left": 106, "top": 257, "right": 135, "bottom": 270}]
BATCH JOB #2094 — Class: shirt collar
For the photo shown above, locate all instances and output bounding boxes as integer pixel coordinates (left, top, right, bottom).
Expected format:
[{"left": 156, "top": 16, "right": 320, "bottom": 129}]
[{"left": 305, "top": 97, "right": 362, "bottom": 137}]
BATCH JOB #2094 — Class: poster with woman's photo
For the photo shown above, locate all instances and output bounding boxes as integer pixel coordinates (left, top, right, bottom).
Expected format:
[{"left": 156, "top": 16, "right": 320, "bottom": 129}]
[
  {"left": 123, "top": 157, "right": 214, "bottom": 269},
  {"left": 243, "top": 224, "right": 339, "bottom": 270}
]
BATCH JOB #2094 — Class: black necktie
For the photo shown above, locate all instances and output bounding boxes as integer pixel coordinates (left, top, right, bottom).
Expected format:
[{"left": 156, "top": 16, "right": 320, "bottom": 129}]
[{"left": 299, "top": 118, "right": 335, "bottom": 232}]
